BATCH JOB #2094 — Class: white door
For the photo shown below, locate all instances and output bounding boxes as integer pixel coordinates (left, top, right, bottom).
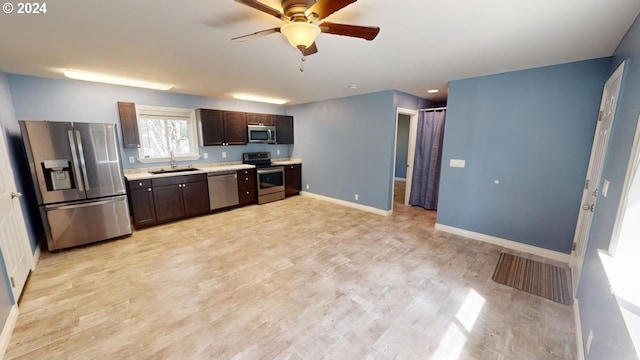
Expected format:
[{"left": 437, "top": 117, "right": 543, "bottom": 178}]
[
  {"left": 0, "top": 128, "right": 32, "bottom": 301},
  {"left": 570, "top": 62, "right": 625, "bottom": 297}
]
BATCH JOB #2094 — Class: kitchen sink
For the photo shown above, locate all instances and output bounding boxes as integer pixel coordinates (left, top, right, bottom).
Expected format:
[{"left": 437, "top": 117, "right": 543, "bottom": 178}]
[{"left": 149, "top": 168, "right": 201, "bottom": 175}]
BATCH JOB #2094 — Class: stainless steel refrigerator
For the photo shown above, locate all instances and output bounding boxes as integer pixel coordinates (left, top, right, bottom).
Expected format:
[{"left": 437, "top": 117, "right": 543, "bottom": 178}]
[{"left": 20, "top": 120, "right": 131, "bottom": 251}]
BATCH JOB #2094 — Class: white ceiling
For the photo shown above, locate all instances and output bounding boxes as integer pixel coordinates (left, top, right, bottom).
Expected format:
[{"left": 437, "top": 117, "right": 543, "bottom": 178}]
[{"left": 1, "top": 0, "right": 639, "bottom": 105}]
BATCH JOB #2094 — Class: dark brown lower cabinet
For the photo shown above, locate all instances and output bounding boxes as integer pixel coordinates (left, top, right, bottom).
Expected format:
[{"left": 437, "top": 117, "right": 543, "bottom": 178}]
[
  {"left": 152, "top": 185, "right": 184, "bottom": 224},
  {"left": 237, "top": 168, "right": 257, "bottom": 206},
  {"left": 284, "top": 164, "right": 301, "bottom": 197},
  {"left": 141, "top": 173, "right": 209, "bottom": 226},
  {"left": 183, "top": 180, "right": 209, "bottom": 217},
  {"left": 127, "top": 179, "right": 156, "bottom": 228}
]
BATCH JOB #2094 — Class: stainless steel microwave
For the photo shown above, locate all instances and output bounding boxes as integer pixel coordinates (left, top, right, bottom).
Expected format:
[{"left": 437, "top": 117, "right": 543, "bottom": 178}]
[{"left": 248, "top": 124, "right": 276, "bottom": 144}]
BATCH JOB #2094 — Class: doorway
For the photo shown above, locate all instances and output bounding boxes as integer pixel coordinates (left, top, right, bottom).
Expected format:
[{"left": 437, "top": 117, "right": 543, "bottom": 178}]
[{"left": 392, "top": 108, "right": 418, "bottom": 211}]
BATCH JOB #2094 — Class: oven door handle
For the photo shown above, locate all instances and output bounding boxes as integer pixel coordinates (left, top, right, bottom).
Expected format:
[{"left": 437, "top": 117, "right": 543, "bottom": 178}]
[{"left": 257, "top": 167, "right": 284, "bottom": 175}]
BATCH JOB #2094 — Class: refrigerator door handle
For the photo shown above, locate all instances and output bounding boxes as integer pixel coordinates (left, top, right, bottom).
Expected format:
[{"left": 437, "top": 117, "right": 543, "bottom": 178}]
[
  {"left": 75, "top": 130, "right": 91, "bottom": 192},
  {"left": 43, "top": 198, "right": 118, "bottom": 211},
  {"left": 67, "top": 130, "right": 86, "bottom": 193}
]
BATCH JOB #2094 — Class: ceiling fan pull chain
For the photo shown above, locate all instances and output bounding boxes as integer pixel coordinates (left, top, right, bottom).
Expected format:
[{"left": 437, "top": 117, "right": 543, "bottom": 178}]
[{"left": 300, "top": 53, "right": 306, "bottom": 72}]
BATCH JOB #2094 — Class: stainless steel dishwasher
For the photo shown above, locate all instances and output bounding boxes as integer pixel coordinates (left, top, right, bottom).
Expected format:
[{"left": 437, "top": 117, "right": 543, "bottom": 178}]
[{"left": 207, "top": 171, "right": 239, "bottom": 210}]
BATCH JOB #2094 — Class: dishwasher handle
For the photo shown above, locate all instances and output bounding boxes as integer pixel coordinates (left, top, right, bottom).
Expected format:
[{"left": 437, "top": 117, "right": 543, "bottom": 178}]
[{"left": 207, "top": 171, "right": 237, "bottom": 178}]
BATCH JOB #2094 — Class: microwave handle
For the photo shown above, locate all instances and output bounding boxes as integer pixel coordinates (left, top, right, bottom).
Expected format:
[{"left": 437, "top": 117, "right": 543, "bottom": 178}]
[{"left": 269, "top": 128, "right": 276, "bottom": 143}]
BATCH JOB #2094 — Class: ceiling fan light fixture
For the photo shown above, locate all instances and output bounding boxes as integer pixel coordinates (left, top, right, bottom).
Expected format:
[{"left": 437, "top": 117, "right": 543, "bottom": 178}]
[{"left": 280, "top": 22, "right": 320, "bottom": 50}]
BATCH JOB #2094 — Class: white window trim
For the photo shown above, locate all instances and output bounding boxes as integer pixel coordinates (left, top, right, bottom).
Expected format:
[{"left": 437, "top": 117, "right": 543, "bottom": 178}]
[{"left": 135, "top": 104, "right": 201, "bottom": 163}]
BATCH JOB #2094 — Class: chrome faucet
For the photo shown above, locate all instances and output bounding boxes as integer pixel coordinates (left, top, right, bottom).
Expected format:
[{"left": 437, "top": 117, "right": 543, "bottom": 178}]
[{"left": 169, "top": 151, "right": 177, "bottom": 169}]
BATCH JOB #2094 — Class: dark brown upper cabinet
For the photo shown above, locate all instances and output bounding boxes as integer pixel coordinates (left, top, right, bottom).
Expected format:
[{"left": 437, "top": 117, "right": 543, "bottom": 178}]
[
  {"left": 197, "top": 109, "right": 247, "bottom": 146},
  {"left": 274, "top": 115, "right": 294, "bottom": 144},
  {"left": 246, "top": 113, "right": 274, "bottom": 126},
  {"left": 118, "top": 102, "right": 140, "bottom": 148},
  {"left": 223, "top": 111, "right": 248, "bottom": 145},
  {"left": 197, "top": 109, "right": 225, "bottom": 146}
]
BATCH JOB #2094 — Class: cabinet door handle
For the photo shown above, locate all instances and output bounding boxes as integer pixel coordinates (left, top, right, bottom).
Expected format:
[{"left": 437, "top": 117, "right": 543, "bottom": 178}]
[
  {"left": 148, "top": 188, "right": 152, "bottom": 192},
  {"left": 178, "top": 184, "right": 182, "bottom": 188},
  {"left": 183, "top": 183, "right": 186, "bottom": 188},
  {"left": 246, "top": 191, "right": 250, "bottom": 195},
  {"left": 245, "top": 177, "right": 249, "bottom": 181},
  {"left": 139, "top": 182, "right": 143, "bottom": 186}
]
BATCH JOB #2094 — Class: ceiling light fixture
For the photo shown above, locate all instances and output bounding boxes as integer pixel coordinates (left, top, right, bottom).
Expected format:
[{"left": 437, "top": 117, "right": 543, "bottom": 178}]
[
  {"left": 64, "top": 70, "right": 172, "bottom": 91},
  {"left": 233, "top": 93, "right": 288, "bottom": 105},
  {"left": 427, "top": 89, "right": 440, "bottom": 94},
  {"left": 280, "top": 22, "right": 321, "bottom": 51}
]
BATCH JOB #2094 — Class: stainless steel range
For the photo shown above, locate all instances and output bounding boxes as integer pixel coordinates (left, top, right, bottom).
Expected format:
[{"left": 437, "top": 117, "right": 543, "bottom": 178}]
[{"left": 242, "top": 152, "right": 285, "bottom": 204}]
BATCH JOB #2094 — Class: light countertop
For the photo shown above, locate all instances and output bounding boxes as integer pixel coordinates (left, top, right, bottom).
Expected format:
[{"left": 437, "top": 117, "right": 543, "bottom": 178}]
[{"left": 124, "top": 158, "right": 302, "bottom": 181}]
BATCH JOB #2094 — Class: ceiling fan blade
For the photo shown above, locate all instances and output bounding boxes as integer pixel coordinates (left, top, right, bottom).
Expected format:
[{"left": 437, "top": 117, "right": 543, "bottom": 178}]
[
  {"left": 319, "top": 22, "right": 380, "bottom": 40},
  {"left": 234, "top": 0, "right": 285, "bottom": 20},
  {"left": 305, "top": 0, "right": 357, "bottom": 21},
  {"left": 232, "top": 27, "right": 281, "bottom": 42},
  {"left": 303, "top": 42, "right": 318, "bottom": 56}
]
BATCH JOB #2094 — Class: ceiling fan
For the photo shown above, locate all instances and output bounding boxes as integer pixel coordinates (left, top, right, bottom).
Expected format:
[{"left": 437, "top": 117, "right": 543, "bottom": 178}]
[{"left": 232, "top": 0, "right": 380, "bottom": 61}]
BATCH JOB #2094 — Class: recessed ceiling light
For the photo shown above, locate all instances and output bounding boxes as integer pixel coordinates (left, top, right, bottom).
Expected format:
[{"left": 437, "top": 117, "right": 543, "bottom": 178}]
[
  {"left": 64, "top": 70, "right": 172, "bottom": 91},
  {"left": 233, "top": 93, "right": 288, "bottom": 105},
  {"left": 348, "top": 84, "right": 358, "bottom": 89},
  {"left": 427, "top": 89, "right": 440, "bottom": 94}
]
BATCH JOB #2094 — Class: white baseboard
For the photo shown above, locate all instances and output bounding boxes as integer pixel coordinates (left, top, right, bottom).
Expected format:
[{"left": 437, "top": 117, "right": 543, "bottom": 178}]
[
  {"left": 0, "top": 305, "right": 19, "bottom": 359},
  {"left": 31, "top": 243, "right": 41, "bottom": 271},
  {"left": 394, "top": 177, "right": 406, "bottom": 182},
  {"left": 300, "top": 191, "right": 392, "bottom": 216},
  {"left": 574, "top": 299, "right": 585, "bottom": 360},
  {"left": 434, "top": 223, "right": 570, "bottom": 263}
]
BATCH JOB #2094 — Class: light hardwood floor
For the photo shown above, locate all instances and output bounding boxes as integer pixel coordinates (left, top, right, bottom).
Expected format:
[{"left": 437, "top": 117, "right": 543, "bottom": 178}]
[{"left": 5, "top": 183, "right": 576, "bottom": 359}]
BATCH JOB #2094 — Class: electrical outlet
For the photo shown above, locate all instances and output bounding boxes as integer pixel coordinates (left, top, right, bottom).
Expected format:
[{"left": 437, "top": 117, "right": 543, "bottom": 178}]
[
  {"left": 277, "top": 149, "right": 280, "bottom": 155},
  {"left": 602, "top": 179, "right": 610, "bottom": 197},
  {"left": 222, "top": 151, "right": 227, "bottom": 159},
  {"left": 128, "top": 156, "right": 135, "bottom": 164},
  {"left": 355, "top": 194, "right": 359, "bottom": 201},
  {"left": 305, "top": 184, "right": 309, "bottom": 190},
  {"left": 203, "top": 152, "right": 208, "bottom": 159},
  {"left": 586, "top": 330, "right": 594, "bottom": 354}
]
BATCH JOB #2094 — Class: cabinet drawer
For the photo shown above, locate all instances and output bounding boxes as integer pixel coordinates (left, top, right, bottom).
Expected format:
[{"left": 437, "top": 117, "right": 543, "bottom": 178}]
[
  {"left": 151, "top": 173, "right": 206, "bottom": 187},
  {"left": 128, "top": 179, "right": 152, "bottom": 189},
  {"left": 239, "top": 189, "right": 257, "bottom": 205}
]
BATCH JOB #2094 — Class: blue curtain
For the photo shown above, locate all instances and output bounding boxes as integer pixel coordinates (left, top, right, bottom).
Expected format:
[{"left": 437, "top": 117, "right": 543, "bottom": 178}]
[{"left": 409, "top": 110, "right": 446, "bottom": 210}]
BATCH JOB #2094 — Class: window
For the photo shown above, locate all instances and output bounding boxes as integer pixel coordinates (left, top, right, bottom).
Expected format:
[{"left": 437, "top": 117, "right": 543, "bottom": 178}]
[{"left": 135, "top": 105, "right": 200, "bottom": 162}]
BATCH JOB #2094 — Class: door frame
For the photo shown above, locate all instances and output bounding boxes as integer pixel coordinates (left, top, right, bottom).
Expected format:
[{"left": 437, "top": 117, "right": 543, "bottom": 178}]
[
  {"left": 392, "top": 107, "right": 418, "bottom": 211},
  {"left": 570, "top": 61, "right": 625, "bottom": 297},
  {"left": 608, "top": 112, "right": 640, "bottom": 255}
]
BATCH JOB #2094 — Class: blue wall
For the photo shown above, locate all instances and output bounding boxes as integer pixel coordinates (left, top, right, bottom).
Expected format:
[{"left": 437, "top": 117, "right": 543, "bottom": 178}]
[
  {"left": 395, "top": 114, "right": 410, "bottom": 179},
  {"left": 437, "top": 58, "right": 610, "bottom": 254},
  {"left": 288, "top": 90, "right": 429, "bottom": 211},
  {"left": 6, "top": 74, "right": 291, "bottom": 168},
  {"left": 577, "top": 14, "right": 640, "bottom": 360}
]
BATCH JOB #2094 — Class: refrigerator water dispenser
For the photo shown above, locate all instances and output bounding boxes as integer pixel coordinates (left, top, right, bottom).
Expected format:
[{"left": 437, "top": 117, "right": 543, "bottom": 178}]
[{"left": 42, "top": 159, "right": 75, "bottom": 191}]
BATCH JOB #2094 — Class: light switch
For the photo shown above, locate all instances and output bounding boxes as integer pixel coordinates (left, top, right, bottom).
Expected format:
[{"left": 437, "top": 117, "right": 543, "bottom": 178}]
[
  {"left": 450, "top": 159, "right": 466, "bottom": 168},
  {"left": 602, "top": 179, "right": 610, "bottom": 197},
  {"left": 203, "top": 152, "right": 208, "bottom": 159}
]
